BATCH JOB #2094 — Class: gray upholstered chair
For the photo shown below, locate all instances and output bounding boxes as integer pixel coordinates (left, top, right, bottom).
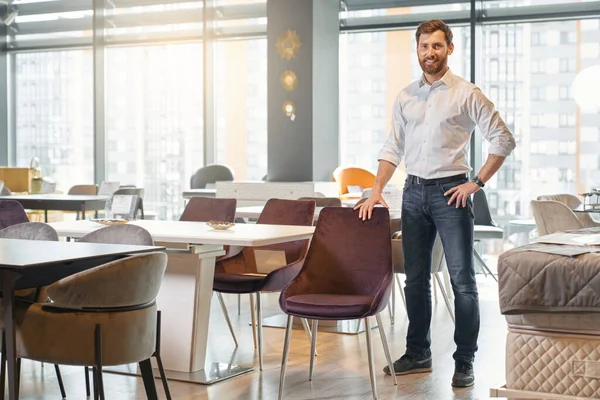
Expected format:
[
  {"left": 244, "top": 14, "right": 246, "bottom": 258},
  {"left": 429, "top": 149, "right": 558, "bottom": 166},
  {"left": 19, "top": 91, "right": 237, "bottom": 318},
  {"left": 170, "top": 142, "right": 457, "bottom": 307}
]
[
  {"left": 537, "top": 194, "right": 599, "bottom": 229},
  {"left": 77, "top": 224, "right": 154, "bottom": 247},
  {"left": 190, "top": 164, "right": 234, "bottom": 189},
  {"left": 76, "top": 224, "right": 170, "bottom": 399},
  {"left": 0, "top": 182, "right": 9, "bottom": 196},
  {"left": 531, "top": 199, "right": 584, "bottom": 236},
  {"left": 0, "top": 200, "right": 29, "bottom": 230},
  {"left": 2, "top": 252, "right": 168, "bottom": 400}
]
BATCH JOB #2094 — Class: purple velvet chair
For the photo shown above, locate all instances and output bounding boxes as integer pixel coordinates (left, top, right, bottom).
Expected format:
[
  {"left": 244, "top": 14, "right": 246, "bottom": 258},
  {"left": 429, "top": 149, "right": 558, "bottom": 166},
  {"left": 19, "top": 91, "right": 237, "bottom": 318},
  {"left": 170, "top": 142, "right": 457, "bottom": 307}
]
[
  {"left": 179, "top": 197, "right": 237, "bottom": 223},
  {"left": 278, "top": 207, "right": 397, "bottom": 400},
  {"left": 213, "top": 198, "right": 316, "bottom": 370},
  {"left": 0, "top": 200, "right": 29, "bottom": 230}
]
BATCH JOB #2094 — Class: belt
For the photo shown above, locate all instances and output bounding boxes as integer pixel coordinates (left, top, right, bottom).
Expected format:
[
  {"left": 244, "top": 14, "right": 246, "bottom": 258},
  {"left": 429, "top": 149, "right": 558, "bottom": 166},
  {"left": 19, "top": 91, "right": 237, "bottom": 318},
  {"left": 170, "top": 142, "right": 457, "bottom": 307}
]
[{"left": 407, "top": 174, "right": 467, "bottom": 186}]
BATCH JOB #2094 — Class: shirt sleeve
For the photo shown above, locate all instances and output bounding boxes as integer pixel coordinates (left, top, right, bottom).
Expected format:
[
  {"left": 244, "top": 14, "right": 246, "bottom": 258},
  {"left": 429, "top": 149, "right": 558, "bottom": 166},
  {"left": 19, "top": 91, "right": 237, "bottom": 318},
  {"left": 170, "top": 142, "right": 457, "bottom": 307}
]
[
  {"left": 467, "top": 88, "right": 516, "bottom": 157},
  {"left": 377, "top": 94, "right": 405, "bottom": 167}
]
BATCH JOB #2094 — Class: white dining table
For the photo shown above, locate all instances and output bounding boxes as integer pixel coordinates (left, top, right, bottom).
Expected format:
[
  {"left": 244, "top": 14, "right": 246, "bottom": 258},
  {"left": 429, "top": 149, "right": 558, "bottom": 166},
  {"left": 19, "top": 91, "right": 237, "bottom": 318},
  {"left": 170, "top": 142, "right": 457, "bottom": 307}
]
[{"left": 49, "top": 219, "right": 315, "bottom": 385}]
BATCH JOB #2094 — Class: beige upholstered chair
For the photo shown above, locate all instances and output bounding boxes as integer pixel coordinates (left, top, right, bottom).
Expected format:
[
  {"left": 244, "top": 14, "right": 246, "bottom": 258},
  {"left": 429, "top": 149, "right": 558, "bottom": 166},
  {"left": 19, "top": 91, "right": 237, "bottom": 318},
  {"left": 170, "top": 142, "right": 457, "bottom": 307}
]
[
  {"left": 530, "top": 199, "right": 584, "bottom": 236},
  {"left": 3, "top": 252, "right": 168, "bottom": 400},
  {"left": 537, "top": 194, "right": 599, "bottom": 229}
]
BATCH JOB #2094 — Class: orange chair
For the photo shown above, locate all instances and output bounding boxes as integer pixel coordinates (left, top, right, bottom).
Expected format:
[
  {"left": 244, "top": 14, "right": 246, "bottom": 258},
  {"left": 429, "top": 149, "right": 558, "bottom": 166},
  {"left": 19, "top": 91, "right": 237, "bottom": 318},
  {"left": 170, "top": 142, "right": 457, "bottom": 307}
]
[{"left": 332, "top": 167, "right": 376, "bottom": 200}]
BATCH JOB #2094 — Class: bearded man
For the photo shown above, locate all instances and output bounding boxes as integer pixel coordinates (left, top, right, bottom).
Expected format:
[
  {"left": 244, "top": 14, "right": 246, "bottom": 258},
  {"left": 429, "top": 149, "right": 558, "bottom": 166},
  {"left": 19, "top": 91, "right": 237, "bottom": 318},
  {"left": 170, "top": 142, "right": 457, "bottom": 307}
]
[{"left": 355, "top": 19, "right": 516, "bottom": 388}]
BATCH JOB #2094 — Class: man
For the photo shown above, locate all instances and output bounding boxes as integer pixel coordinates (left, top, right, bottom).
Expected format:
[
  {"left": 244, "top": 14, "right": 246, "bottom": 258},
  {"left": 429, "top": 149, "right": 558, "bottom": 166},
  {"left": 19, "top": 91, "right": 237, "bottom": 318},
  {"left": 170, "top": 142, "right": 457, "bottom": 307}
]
[{"left": 356, "top": 19, "right": 515, "bottom": 388}]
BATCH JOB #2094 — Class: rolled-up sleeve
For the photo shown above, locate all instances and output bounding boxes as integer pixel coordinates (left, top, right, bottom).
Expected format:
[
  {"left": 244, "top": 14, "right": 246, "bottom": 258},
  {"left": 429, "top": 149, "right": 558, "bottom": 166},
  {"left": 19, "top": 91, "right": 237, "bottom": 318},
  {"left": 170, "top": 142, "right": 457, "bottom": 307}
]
[
  {"left": 377, "top": 95, "right": 405, "bottom": 167},
  {"left": 467, "top": 88, "right": 516, "bottom": 157}
]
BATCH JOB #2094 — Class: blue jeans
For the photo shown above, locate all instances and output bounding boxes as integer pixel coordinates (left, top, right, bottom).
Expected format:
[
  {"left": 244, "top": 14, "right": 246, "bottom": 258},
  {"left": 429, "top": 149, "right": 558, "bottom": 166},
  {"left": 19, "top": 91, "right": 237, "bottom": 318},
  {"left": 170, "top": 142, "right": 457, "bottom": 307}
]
[{"left": 401, "top": 177, "right": 479, "bottom": 363}]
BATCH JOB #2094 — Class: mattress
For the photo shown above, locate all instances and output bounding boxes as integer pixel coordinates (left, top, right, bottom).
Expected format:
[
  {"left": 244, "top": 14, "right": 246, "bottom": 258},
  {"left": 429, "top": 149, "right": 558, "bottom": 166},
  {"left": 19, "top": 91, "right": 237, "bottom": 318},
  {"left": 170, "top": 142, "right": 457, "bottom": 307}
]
[
  {"left": 506, "top": 313, "right": 600, "bottom": 334},
  {"left": 506, "top": 329, "right": 600, "bottom": 398},
  {"left": 498, "top": 244, "right": 600, "bottom": 314}
]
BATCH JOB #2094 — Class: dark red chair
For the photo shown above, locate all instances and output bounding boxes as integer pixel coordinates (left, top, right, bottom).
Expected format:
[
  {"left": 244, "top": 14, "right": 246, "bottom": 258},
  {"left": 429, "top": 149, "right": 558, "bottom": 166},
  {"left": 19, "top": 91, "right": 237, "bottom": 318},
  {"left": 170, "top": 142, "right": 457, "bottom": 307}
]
[
  {"left": 0, "top": 200, "right": 29, "bottom": 230},
  {"left": 213, "top": 198, "right": 316, "bottom": 370},
  {"left": 278, "top": 207, "right": 397, "bottom": 400}
]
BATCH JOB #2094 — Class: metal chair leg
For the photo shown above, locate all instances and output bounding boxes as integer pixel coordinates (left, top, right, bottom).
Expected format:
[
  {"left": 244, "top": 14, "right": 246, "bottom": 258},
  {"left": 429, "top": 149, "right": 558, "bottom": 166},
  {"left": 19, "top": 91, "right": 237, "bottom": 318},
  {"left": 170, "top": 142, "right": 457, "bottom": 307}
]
[
  {"left": 309, "top": 320, "right": 318, "bottom": 381},
  {"left": 364, "top": 317, "right": 378, "bottom": 400},
  {"left": 376, "top": 314, "right": 397, "bottom": 386},
  {"left": 356, "top": 318, "right": 363, "bottom": 334},
  {"left": 434, "top": 273, "right": 455, "bottom": 323},
  {"left": 54, "top": 364, "right": 67, "bottom": 399},
  {"left": 474, "top": 249, "right": 498, "bottom": 282},
  {"left": 256, "top": 292, "right": 264, "bottom": 371},
  {"left": 250, "top": 294, "right": 258, "bottom": 349},
  {"left": 278, "top": 316, "right": 293, "bottom": 400},
  {"left": 85, "top": 367, "right": 91, "bottom": 397},
  {"left": 389, "top": 274, "right": 395, "bottom": 325},
  {"left": 154, "top": 310, "right": 172, "bottom": 400},
  {"left": 237, "top": 294, "right": 241, "bottom": 315},
  {"left": 396, "top": 274, "right": 407, "bottom": 311},
  {"left": 300, "top": 318, "right": 317, "bottom": 356},
  {"left": 216, "top": 292, "right": 239, "bottom": 347},
  {"left": 432, "top": 272, "right": 438, "bottom": 303},
  {"left": 94, "top": 325, "right": 105, "bottom": 400}
]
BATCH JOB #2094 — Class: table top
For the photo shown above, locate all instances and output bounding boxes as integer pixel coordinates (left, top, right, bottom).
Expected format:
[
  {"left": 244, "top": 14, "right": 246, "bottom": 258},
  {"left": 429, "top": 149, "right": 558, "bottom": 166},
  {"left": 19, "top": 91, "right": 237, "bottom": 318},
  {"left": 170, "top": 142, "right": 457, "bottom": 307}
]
[
  {"left": 0, "top": 238, "right": 163, "bottom": 269},
  {"left": 182, "top": 189, "right": 217, "bottom": 198},
  {"left": 0, "top": 194, "right": 109, "bottom": 202},
  {"left": 49, "top": 219, "right": 315, "bottom": 247},
  {"left": 508, "top": 219, "right": 536, "bottom": 226}
]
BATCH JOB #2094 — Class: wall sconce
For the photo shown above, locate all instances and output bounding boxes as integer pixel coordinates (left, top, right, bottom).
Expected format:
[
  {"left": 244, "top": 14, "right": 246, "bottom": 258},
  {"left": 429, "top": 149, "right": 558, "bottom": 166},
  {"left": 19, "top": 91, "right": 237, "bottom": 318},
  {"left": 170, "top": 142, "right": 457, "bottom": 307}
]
[
  {"left": 283, "top": 100, "right": 296, "bottom": 121},
  {"left": 280, "top": 70, "right": 297, "bottom": 91},
  {"left": 276, "top": 30, "right": 302, "bottom": 60}
]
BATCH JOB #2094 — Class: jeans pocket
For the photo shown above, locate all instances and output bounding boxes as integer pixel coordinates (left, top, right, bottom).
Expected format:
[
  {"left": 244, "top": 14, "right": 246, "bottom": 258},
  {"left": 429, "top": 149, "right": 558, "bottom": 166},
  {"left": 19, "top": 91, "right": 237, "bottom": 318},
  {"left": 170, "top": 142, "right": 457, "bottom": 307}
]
[{"left": 439, "top": 180, "right": 466, "bottom": 196}]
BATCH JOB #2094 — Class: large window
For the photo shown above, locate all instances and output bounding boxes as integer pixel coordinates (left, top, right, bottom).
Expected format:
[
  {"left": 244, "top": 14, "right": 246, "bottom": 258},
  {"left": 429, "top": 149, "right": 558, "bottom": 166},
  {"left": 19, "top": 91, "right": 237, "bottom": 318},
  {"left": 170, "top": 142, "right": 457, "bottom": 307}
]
[
  {"left": 15, "top": 50, "right": 94, "bottom": 191},
  {"left": 105, "top": 44, "right": 203, "bottom": 220},
  {"left": 480, "top": 19, "right": 600, "bottom": 226},
  {"left": 214, "top": 39, "right": 267, "bottom": 181}
]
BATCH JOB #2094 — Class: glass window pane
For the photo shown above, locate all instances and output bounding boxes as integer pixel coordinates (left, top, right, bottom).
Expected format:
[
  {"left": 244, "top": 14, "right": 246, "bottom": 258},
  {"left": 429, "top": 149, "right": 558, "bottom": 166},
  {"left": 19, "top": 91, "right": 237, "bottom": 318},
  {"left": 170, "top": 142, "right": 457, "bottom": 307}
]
[
  {"left": 215, "top": 39, "right": 267, "bottom": 181},
  {"left": 15, "top": 50, "right": 94, "bottom": 191},
  {"left": 105, "top": 44, "right": 203, "bottom": 220}
]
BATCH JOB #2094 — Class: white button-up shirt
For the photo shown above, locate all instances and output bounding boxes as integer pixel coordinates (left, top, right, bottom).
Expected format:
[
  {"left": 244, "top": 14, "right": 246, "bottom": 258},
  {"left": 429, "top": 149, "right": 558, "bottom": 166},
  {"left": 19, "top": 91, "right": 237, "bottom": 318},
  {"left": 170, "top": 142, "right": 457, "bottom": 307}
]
[{"left": 377, "top": 69, "right": 516, "bottom": 179}]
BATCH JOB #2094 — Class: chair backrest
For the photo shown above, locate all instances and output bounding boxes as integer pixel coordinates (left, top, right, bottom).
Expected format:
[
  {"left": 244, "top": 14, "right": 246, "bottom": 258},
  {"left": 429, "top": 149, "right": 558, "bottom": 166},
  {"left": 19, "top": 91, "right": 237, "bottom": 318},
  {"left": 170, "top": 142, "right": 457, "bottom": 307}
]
[
  {"left": 537, "top": 193, "right": 596, "bottom": 228},
  {"left": 298, "top": 197, "right": 341, "bottom": 208},
  {"left": 190, "top": 165, "right": 234, "bottom": 189},
  {"left": 530, "top": 199, "right": 584, "bottom": 236},
  {"left": 0, "top": 222, "right": 58, "bottom": 241},
  {"left": 98, "top": 181, "right": 120, "bottom": 196},
  {"left": 280, "top": 207, "right": 392, "bottom": 312},
  {"left": 0, "top": 200, "right": 29, "bottom": 230},
  {"left": 473, "top": 190, "right": 496, "bottom": 227},
  {"left": 332, "top": 167, "right": 376, "bottom": 196},
  {"left": 179, "top": 197, "right": 237, "bottom": 222},
  {"left": 112, "top": 188, "right": 145, "bottom": 219},
  {"left": 252, "top": 198, "right": 315, "bottom": 263},
  {"left": 68, "top": 184, "right": 98, "bottom": 196},
  {"left": 47, "top": 252, "right": 167, "bottom": 309},
  {"left": 78, "top": 224, "right": 154, "bottom": 246},
  {"left": 0, "top": 184, "right": 9, "bottom": 196}
]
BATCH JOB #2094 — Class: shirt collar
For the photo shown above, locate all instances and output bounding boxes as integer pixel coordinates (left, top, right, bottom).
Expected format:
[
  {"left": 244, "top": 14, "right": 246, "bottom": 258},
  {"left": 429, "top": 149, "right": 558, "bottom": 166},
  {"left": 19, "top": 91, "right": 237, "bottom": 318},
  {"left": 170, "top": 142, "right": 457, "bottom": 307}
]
[{"left": 419, "top": 68, "right": 455, "bottom": 88}]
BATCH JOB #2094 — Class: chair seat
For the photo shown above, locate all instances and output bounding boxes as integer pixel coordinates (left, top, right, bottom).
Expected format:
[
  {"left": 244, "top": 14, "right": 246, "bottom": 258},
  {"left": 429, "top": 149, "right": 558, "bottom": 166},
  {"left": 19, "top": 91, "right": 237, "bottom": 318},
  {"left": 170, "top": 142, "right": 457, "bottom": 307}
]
[
  {"left": 284, "top": 294, "right": 374, "bottom": 319},
  {"left": 213, "top": 272, "right": 265, "bottom": 294},
  {"left": 474, "top": 225, "right": 504, "bottom": 240}
]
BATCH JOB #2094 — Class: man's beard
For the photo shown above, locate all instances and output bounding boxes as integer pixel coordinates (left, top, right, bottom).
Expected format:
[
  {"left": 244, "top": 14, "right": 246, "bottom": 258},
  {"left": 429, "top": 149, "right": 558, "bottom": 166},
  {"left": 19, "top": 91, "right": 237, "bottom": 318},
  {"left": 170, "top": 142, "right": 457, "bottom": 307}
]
[{"left": 419, "top": 55, "right": 447, "bottom": 75}]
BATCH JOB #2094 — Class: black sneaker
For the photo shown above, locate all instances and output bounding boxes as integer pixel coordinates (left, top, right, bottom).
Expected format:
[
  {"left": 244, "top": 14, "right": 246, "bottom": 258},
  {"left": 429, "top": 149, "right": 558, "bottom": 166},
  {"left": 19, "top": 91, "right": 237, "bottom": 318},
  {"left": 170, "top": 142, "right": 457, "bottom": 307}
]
[
  {"left": 383, "top": 354, "right": 432, "bottom": 376},
  {"left": 452, "top": 360, "right": 474, "bottom": 388}
]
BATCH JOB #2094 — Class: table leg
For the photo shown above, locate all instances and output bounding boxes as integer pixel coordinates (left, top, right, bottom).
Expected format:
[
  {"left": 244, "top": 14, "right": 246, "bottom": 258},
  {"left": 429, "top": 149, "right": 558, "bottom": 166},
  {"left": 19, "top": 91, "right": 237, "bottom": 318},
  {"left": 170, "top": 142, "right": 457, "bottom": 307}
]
[
  {"left": 44, "top": 210, "right": 48, "bottom": 222},
  {"left": 81, "top": 205, "right": 86, "bottom": 220},
  {"left": 2, "top": 271, "right": 21, "bottom": 400}
]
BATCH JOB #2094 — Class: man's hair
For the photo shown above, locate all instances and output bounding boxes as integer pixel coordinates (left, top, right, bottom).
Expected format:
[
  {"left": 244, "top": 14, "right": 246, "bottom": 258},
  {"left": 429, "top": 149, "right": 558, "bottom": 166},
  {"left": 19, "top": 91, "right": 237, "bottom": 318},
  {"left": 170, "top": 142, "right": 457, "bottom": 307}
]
[{"left": 415, "top": 19, "right": 453, "bottom": 46}]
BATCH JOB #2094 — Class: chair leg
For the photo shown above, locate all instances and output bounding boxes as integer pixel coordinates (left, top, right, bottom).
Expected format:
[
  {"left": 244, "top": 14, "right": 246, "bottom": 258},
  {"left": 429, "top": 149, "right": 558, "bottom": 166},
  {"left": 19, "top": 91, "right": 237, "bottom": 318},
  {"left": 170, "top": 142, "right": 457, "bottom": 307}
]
[
  {"left": 278, "top": 315, "right": 294, "bottom": 400},
  {"left": 250, "top": 293, "right": 258, "bottom": 349},
  {"left": 237, "top": 294, "right": 241, "bottom": 315},
  {"left": 54, "top": 364, "right": 66, "bottom": 399},
  {"left": 139, "top": 359, "right": 159, "bottom": 400},
  {"left": 396, "top": 274, "right": 407, "bottom": 311},
  {"left": 0, "top": 332, "right": 6, "bottom": 400},
  {"left": 256, "top": 292, "right": 264, "bottom": 371},
  {"left": 356, "top": 319, "right": 363, "bottom": 334},
  {"left": 154, "top": 310, "right": 172, "bottom": 400},
  {"left": 94, "top": 325, "right": 105, "bottom": 400},
  {"left": 300, "top": 318, "right": 318, "bottom": 357},
  {"left": 434, "top": 273, "right": 455, "bottom": 324},
  {"left": 85, "top": 366, "right": 91, "bottom": 397},
  {"left": 364, "top": 317, "right": 378, "bottom": 400},
  {"left": 432, "top": 272, "right": 438, "bottom": 303},
  {"left": 389, "top": 274, "right": 395, "bottom": 325},
  {"left": 474, "top": 249, "right": 498, "bottom": 282},
  {"left": 15, "top": 358, "right": 20, "bottom": 400},
  {"left": 216, "top": 292, "right": 239, "bottom": 347},
  {"left": 309, "top": 320, "right": 318, "bottom": 381},
  {"left": 376, "top": 314, "right": 397, "bottom": 386}
]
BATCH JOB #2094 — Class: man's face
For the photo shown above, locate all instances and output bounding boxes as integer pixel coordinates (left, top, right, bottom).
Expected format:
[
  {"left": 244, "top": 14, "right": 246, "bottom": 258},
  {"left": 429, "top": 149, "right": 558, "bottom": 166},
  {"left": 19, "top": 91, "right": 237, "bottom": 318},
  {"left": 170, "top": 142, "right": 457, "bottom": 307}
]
[{"left": 417, "top": 30, "right": 454, "bottom": 75}]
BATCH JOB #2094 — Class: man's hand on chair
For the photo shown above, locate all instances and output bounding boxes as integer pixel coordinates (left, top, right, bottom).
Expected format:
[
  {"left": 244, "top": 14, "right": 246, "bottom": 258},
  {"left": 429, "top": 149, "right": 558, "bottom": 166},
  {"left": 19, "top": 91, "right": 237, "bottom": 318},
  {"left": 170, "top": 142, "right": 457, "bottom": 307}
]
[{"left": 354, "top": 192, "right": 389, "bottom": 221}]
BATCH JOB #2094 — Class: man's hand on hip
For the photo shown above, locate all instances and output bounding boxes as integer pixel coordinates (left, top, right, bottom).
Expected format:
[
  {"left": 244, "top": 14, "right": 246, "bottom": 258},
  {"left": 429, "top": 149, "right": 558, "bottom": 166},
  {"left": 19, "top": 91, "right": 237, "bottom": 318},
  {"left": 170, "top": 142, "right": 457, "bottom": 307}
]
[
  {"left": 354, "top": 192, "right": 389, "bottom": 221},
  {"left": 444, "top": 182, "right": 480, "bottom": 208}
]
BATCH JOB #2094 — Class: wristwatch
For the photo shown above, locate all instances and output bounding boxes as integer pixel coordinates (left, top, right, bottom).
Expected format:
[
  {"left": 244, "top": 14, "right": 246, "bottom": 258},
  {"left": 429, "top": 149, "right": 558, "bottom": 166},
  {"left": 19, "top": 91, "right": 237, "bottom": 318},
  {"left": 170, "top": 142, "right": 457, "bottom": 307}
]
[{"left": 471, "top": 176, "right": 485, "bottom": 188}]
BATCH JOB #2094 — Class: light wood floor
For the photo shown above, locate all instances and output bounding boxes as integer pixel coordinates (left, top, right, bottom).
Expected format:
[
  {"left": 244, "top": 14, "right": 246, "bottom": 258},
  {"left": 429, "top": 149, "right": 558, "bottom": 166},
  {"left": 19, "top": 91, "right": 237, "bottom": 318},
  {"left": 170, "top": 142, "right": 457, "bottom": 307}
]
[{"left": 15, "top": 276, "right": 505, "bottom": 399}]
